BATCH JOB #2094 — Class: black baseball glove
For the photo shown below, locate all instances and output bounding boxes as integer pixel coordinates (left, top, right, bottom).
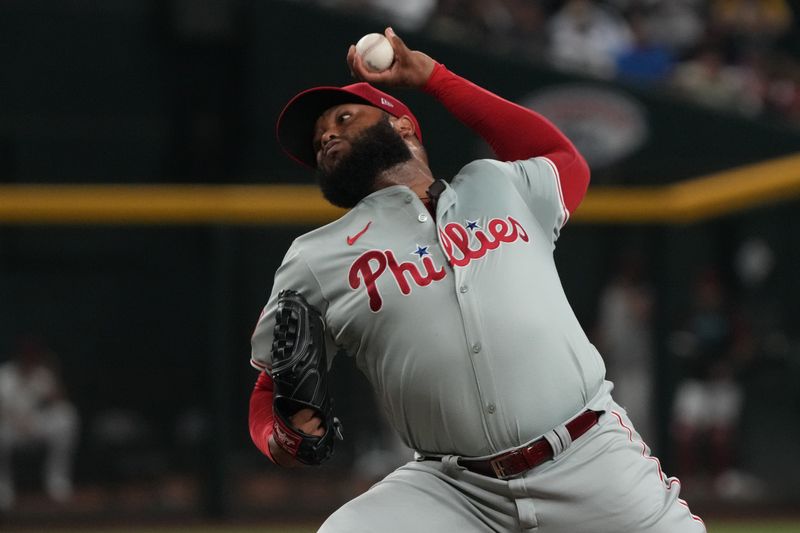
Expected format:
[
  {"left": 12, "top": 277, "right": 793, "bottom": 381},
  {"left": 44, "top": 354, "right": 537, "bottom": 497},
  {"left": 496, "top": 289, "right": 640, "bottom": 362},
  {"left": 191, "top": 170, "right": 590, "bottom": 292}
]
[{"left": 270, "top": 290, "right": 343, "bottom": 465}]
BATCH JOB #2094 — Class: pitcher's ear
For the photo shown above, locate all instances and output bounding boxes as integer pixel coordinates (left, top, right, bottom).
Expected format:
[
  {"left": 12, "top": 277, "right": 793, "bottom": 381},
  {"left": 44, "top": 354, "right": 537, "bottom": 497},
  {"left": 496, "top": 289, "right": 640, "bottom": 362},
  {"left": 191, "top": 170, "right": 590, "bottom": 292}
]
[{"left": 390, "top": 115, "right": 416, "bottom": 139}]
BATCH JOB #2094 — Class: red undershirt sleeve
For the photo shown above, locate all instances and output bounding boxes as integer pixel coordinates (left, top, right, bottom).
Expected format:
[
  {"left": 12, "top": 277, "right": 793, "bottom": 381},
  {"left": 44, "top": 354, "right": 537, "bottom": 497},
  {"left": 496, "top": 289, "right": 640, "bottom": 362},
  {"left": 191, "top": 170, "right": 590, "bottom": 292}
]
[
  {"left": 422, "top": 63, "right": 590, "bottom": 214},
  {"left": 249, "top": 371, "right": 276, "bottom": 462}
]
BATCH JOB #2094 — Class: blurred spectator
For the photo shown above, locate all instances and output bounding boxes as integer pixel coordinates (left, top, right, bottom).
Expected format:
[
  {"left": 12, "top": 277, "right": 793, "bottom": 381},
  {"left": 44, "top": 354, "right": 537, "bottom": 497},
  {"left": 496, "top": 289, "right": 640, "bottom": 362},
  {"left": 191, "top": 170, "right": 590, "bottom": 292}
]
[
  {"left": 761, "top": 53, "right": 800, "bottom": 123},
  {"left": 0, "top": 339, "right": 80, "bottom": 510},
  {"left": 669, "top": 269, "right": 753, "bottom": 496},
  {"left": 615, "top": 8, "right": 676, "bottom": 84},
  {"left": 594, "top": 250, "right": 656, "bottom": 442},
  {"left": 547, "top": 0, "right": 634, "bottom": 78},
  {"left": 734, "top": 237, "right": 791, "bottom": 362},
  {"left": 611, "top": 0, "right": 706, "bottom": 54},
  {"left": 671, "top": 46, "right": 762, "bottom": 116}
]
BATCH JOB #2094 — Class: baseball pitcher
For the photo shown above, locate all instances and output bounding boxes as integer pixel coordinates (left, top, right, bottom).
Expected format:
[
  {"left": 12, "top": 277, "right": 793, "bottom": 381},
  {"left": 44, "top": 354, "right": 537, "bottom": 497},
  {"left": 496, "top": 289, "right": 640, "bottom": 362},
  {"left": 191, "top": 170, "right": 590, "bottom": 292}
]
[{"left": 248, "top": 28, "right": 706, "bottom": 533}]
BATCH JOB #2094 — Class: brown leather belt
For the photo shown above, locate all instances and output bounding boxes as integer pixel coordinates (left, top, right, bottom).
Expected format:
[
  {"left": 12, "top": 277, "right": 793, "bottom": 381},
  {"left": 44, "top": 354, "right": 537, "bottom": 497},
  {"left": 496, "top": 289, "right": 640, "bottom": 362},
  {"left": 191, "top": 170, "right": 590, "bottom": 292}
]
[{"left": 456, "top": 410, "right": 601, "bottom": 480}]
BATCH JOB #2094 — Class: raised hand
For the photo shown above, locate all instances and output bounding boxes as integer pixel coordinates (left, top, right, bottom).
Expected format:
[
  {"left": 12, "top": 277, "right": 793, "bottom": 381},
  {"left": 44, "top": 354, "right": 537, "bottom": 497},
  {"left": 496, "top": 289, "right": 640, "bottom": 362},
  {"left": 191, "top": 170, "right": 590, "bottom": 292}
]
[{"left": 347, "top": 27, "right": 436, "bottom": 89}]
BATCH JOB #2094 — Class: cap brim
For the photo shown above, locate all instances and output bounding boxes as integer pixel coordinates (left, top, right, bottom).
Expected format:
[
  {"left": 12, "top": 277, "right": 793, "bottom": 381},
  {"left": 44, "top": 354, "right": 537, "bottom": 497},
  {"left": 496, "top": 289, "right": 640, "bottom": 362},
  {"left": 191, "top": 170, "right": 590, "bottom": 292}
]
[{"left": 276, "top": 87, "right": 377, "bottom": 168}]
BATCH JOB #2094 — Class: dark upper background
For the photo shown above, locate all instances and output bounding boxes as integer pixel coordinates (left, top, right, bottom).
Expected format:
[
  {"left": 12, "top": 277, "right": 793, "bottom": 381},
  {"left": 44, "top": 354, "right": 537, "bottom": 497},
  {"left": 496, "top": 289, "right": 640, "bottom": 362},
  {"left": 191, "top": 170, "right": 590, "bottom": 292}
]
[{"left": 2, "top": 0, "right": 800, "bottom": 187}]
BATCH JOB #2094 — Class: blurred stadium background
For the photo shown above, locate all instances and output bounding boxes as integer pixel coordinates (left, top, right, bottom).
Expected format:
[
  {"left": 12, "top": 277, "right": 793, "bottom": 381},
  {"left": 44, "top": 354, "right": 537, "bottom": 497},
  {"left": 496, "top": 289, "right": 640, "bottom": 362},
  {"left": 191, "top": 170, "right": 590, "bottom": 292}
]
[{"left": 1, "top": 0, "right": 800, "bottom": 531}]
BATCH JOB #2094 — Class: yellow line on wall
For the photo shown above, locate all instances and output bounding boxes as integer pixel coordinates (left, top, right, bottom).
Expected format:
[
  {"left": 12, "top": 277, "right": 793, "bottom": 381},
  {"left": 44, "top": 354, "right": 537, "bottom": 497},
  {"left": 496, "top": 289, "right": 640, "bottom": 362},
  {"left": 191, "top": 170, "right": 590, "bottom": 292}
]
[
  {"left": 573, "top": 152, "right": 800, "bottom": 223},
  {"left": 1, "top": 153, "right": 799, "bottom": 225},
  {"left": 0, "top": 184, "right": 345, "bottom": 225}
]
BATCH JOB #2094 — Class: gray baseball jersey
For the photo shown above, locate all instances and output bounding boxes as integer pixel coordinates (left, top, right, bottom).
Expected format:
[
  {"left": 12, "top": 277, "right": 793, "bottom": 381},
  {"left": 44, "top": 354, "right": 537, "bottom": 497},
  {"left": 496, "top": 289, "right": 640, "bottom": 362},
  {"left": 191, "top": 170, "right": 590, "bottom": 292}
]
[{"left": 251, "top": 156, "right": 608, "bottom": 458}]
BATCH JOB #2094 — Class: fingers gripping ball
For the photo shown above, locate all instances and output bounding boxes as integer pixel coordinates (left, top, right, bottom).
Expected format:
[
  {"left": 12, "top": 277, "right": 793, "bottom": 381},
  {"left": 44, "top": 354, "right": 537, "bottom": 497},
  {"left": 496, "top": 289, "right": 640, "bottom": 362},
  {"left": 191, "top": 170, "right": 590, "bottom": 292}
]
[
  {"left": 355, "top": 33, "right": 395, "bottom": 72},
  {"left": 271, "top": 290, "right": 343, "bottom": 465}
]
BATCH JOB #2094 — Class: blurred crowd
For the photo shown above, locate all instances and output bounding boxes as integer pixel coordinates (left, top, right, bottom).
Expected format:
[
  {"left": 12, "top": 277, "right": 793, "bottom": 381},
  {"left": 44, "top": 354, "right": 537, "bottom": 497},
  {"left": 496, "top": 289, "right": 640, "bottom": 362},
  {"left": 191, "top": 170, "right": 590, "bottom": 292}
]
[
  {"left": 594, "top": 237, "right": 788, "bottom": 500},
  {"left": 296, "top": 0, "right": 800, "bottom": 125}
]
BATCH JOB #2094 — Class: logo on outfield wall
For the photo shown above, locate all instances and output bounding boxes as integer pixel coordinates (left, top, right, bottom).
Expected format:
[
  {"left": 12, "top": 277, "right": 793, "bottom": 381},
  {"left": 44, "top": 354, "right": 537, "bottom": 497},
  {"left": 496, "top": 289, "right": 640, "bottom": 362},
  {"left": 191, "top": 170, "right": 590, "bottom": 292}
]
[{"left": 521, "top": 85, "right": 648, "bottom": 169}]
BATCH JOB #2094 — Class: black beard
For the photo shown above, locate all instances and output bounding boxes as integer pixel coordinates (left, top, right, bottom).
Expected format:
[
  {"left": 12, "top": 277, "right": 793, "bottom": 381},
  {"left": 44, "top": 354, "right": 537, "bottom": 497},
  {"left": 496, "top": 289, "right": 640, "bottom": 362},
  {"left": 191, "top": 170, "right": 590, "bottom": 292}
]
[{"left": 315, "top": 116, "right": 413, "bottom": 208}]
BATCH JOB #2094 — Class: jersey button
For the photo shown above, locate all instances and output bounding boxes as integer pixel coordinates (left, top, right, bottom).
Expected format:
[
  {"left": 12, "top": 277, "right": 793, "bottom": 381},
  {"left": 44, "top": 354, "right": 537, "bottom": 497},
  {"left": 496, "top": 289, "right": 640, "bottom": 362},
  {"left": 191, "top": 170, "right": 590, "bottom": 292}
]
[
  {"left": 404, "top": 195, "right": 413, "bottom": 204},
  {"left": 417, "top": 213, "right": 428, "bottom": 222},
  {"left": 487, "top": 403, "right": 496, "bottom": 414},
  {"left": 472, "top": 342, "right": 481, "bottom": 353},
  {"left": 459, "top": 285, "right": 469, "bottom": 293}
]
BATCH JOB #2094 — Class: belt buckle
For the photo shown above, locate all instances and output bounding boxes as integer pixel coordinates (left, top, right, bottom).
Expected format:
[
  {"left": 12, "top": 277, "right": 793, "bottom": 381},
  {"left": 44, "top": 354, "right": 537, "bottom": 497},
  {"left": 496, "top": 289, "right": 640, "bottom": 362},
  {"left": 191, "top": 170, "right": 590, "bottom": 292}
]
[
  {"left": 490, "top": 457, "right": 510, "bottom": 479},
  {"left": 489, "top": 459, "right": 506, "bottom": 479}
]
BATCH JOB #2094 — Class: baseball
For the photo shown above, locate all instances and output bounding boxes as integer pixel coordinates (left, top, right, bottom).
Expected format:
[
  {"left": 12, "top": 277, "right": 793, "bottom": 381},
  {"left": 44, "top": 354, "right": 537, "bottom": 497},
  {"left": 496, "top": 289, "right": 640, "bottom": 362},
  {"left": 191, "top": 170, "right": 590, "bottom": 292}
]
[{"left": 355, "top": 33, "right": 395, "bottom": 72}]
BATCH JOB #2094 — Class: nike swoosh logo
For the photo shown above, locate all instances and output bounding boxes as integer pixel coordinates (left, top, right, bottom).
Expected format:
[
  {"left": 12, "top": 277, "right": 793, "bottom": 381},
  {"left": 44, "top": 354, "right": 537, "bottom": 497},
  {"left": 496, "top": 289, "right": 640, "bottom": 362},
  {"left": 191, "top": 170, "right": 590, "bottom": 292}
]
[{"left": 346, "top": 221, "right": 372, "bottom": 246}]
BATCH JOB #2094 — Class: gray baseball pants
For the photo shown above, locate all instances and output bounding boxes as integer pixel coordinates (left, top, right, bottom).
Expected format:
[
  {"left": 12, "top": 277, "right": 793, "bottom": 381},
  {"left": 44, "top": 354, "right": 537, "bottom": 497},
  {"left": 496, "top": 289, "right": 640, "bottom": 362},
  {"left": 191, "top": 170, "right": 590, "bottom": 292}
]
[{"left": 319, "top": 402, "right": 706, "bottom": 533}]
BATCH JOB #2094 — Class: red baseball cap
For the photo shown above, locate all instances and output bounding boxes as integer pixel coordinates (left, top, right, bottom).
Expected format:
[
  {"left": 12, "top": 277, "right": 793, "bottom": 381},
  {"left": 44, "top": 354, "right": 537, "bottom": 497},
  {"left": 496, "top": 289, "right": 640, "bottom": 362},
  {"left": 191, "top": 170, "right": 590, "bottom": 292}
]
[{"left": 276, "top": 83, "right": 423, "bottom": 168}]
